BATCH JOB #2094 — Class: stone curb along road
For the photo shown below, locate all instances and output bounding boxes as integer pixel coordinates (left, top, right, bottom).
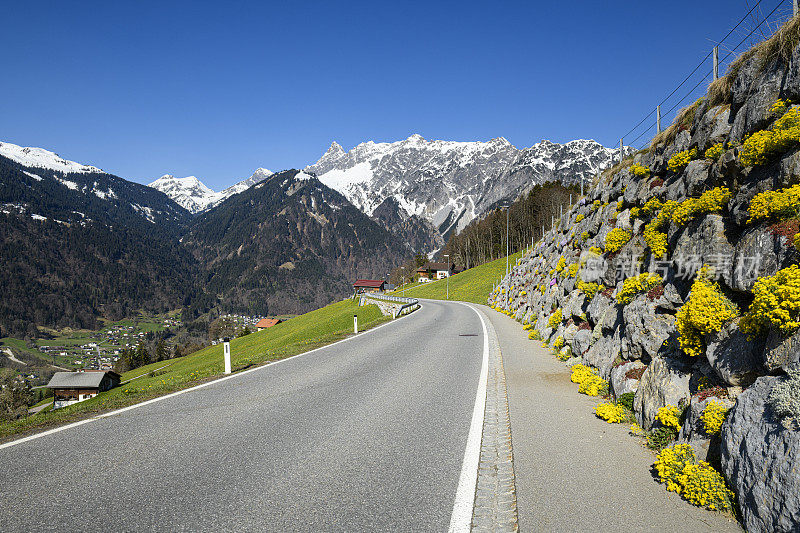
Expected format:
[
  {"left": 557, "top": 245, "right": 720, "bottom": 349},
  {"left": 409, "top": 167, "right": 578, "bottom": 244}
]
[{"left": 468, "top": 304, "right": 519, "bottom": 532}]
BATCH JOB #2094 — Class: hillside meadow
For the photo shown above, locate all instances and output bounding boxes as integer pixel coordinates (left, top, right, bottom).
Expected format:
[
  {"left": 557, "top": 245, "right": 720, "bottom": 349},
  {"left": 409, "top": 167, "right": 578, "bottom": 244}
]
[{"left": 1, "top": 299, "right": 388, "bottom": 441}]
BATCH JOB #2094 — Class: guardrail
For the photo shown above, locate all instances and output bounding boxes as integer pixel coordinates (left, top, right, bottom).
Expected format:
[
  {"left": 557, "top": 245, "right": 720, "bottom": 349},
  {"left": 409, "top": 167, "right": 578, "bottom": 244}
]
[{"left": 358, "top": 292, "right": 420, "bottom": 317}]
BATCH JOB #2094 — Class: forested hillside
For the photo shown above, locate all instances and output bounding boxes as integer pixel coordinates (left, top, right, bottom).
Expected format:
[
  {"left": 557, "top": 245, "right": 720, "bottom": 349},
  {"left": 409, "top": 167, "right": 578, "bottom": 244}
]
[
  {"left": 0, "top": 155, "right": 199, "bottom": 337},
  {"left": 183, "top": 170, "right": 412, "bottom": 317}
]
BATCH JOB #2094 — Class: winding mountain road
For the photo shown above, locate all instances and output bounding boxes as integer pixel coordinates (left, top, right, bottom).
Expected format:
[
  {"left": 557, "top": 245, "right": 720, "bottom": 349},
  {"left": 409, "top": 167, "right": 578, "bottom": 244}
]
[{"left": 0, "top": 301, "right": 486, "bottom": 531}]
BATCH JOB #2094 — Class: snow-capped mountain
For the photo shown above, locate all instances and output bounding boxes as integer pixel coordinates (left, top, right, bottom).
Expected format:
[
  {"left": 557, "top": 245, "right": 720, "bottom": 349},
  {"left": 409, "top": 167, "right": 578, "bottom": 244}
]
[
  {"left": 0, "top": 140, "right": 189, "bottom": 229},
  {"left": 0, "top": 141, "right": 103, "bottom": 174},
  {"left": 306, "top": 134, "right": 629, "bottom": 237},
  {"left": 149, "top": 168, "right": 273, "bottom": 214}
]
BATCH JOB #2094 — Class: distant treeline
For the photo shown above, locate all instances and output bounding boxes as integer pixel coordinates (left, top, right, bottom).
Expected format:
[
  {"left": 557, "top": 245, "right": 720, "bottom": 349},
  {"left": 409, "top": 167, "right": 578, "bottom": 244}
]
[{"left": 441, "top": 182, "right": 577, "bottom": 270}]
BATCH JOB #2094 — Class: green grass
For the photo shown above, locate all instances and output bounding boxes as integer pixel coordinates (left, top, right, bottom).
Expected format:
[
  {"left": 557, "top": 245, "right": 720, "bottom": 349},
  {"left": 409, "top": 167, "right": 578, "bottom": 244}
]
[
  {"left": 396, "top": 252, "right": 524, "bottom": 304},
  {"left": 0, "top": 299, "right": 390, "bottom": 441}
]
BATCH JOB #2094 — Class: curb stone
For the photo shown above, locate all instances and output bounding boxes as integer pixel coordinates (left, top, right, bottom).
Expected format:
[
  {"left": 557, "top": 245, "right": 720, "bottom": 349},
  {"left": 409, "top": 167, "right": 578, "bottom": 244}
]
[{"left": 472, "top": 322, "right": 519, "bottom": 532}]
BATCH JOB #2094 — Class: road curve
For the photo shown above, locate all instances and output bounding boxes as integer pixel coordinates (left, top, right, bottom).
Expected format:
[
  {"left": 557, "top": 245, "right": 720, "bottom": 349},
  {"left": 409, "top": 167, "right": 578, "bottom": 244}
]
[{"left": 0, "top": 300, "right": 484, "bottom": 532}]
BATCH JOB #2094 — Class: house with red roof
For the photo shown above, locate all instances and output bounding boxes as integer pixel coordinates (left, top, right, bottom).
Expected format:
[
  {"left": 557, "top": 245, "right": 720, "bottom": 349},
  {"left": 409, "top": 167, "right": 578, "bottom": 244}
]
[
  {"left": 255, "top": 318, "right": 282, "bottom": 331},
  {"left": 353, "top": 279, "right": 386, "bottom": 294}
]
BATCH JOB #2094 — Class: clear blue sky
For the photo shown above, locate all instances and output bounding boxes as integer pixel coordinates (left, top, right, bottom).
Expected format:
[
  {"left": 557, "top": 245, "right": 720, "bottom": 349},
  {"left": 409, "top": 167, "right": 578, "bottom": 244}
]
[{"left": 1, "top": 0, "right": 794, "bottom": 189}]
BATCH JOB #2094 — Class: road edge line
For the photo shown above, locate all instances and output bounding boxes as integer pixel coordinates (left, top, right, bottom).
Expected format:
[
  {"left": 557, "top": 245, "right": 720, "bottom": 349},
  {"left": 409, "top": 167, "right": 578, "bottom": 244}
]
[
  {"left": 0, "top": 307, "right": 417, "bottom": 452},
  {"left": 448, "top": 303, "right": 490, "bottom": 532}
]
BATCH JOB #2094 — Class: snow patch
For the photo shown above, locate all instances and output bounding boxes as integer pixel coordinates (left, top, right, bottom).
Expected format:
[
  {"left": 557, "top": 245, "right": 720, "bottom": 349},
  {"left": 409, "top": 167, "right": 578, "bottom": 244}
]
[{"left": 23, "top": 171, "right": 42, "bottom": 181}]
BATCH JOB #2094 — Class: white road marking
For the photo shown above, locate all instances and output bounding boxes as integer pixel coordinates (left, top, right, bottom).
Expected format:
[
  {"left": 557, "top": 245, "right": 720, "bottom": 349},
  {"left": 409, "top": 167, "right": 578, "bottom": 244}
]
[
  {"left": 0, "top": 311, "right": 414, "bottom": 452},
  {"left": 448, "top": 303, "right": 490, "bottom": 532}
]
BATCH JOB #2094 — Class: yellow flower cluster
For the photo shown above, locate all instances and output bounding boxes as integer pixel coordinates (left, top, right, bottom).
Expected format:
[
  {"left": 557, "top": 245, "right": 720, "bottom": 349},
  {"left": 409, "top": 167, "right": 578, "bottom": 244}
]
[
  {"left": 740, "top": 106, "right": 800, "bottom": 166},
  {"left": 656, "top": 404, "right": 681, "bottom": 430},
  {"left": 630, "top": 207, "right": 641, "bottom": 219},
  {"left": 576, "top": 214, "right": 585, "bottom": 222},
  {"left": 642, "top": 197, "right": 664, "bottom": 217},
  {"left": 740, "top": 264, "right": 800, "bottom": 336},
  {"left": 747, "top": 183, "right": 800, "bottom": 223},
  {"left": 570, "top": 363, "right": 594, "bottom": 383},
  {"left": 771, "top": 98, "right": 789, "bottom": 114},
  {"left": 579, "top": 374, "right": 608, "bottom": 396},
  {"left": 671, "top": 187, "right": 732, "bottom": 226},
  {"left": 667, "top": 148, "right": 698, "bottom": 172},
  {"left": 595, "top": 402, "right": 627, "bottom": 423},
  {"left": 593, "top": 200, "right": 601, "bottom": 210},
  {"left": 577, "top": 278, "right": 603, "bottom": 299},
  {"left": 678, "top": 461, "right": 735, "bottom": 512},
  {"left": 555, "top": 256, "right": 567, "bottom": 273},
  {"left": 548, "top": 308, "right": 563, "bottom": 329},
  {"left": 616, "top": 200, "right": 624, "bottom": 211},
  {"left": 539, "top": 284, "right": 546, "bottom": 294},
  {"left": 655, "top": 444, "right": 733, "bottom": 513},
  {"left": 605, "top": 228, "right": 632, "bottom": 253},
  {"left": 520, "top": 290, "right": 527, "bottom": 297},
  {"left": 630, "top": 164, "right": 650, "bottom": 177},
  {"left": 528, "top": 330, "right": 539, "bottom": 340},
  {"left": 704, "top": 143, "right": 724, "bottom": 161},
  {"left": 676, "top": 268, "right": 738, "bottom": 357},
  {"left": 581, "top": 231, "right": 590, "bottom": 241},
  {"left": 617, "top": 272, "right": 663, "bottom": 304},
  {"left": 567, "top": 262, "right": 580, "bottom": 278},
  {"left": 570, "top": 364, "right": 608, "bottom": 395},
  {"left": 701, "top": 400, "right": 729, "bottom": 435},
  {"left": 553, "top": 336, "right": 565, "bottom": 350},
  {"left": 655, "top": 443, "right": 695, "bottom": 493},
  {"left": 643, "top": 200, "right": 678, "bottom": 258},
  {"left": 589, "top": 246, "right": 604, "bottom": 255}
]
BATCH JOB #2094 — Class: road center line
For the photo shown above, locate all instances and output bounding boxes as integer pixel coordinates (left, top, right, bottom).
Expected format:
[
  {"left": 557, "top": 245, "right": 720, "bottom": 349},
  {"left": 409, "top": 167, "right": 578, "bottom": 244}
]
[{"left": 448, "top": 303, "right": 490, "bottom": 532}]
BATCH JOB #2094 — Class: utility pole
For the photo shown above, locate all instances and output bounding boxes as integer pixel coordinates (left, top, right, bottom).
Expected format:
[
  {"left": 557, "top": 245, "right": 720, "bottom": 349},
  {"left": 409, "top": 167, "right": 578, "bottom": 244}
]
[
  {"left": 713, "top": 46, "right": 719, "bottom": 80},
  {"left": 443, "top": 254, "right": 450, "bottom": 300},
  {"left": 619, "top": 138, "right": 624, "bottom": 162},
  {"left": 504, "top": 203, "right": 510, "bottom": 277},
  {"left": 401, "top": 266, "right": 406, "bottom": 296},
  {"left": 657, "top": 105, "right": 662, "bottom": 133},
  {"left": 794, "top": 0, "right": 798, "bottom": 18}
]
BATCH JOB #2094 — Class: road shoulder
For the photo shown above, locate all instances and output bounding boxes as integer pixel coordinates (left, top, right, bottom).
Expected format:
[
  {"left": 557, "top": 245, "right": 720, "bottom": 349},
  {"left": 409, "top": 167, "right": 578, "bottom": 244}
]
[{"left": 481, "top": 305, "right": 742, "bottom": 533}]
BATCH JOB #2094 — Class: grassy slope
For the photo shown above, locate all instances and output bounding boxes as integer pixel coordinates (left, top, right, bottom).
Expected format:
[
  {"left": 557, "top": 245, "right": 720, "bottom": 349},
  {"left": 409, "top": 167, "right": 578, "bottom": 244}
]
[
  {"left": 1, "top": 299, "right": 388, "bottom": 441},
  {"left": 396, "top": 251, "right": 524, "bottom": 304}
]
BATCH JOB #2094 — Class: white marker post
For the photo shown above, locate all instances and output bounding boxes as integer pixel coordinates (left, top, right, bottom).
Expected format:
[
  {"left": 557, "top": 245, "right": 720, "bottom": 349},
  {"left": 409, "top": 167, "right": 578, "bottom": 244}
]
[
  {"left": 354, "top": 314, "right": 358, "bottom": 334},
  {"left": 223, "top": 337, "right": 231, "bottom": 375}
]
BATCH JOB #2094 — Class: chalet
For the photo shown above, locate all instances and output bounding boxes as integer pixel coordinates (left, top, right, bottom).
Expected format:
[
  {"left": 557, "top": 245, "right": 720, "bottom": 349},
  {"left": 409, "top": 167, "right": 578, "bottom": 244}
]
[
  {"left": 416, "top": 262, "right": 455, "bottom": 282},
  {"left": 45, "top": 370, "right": 121, "bottom": 409},
  {"left": 353, "top": 279, "right": 386, "bottom": 294},
  {"left": 255, "top": 318, "right": 282, "bottom": 331}
]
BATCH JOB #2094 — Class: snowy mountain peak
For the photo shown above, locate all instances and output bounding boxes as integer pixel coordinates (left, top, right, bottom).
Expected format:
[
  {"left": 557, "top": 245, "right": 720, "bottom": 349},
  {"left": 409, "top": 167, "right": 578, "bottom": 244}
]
[
  {"left": 306, "top": 136, "right": 627, "bottom": 237},
  {"left": 0, "top": 141, "right": 102, "bottom": 174},
  {"left": 149, "top": 168, "right": 274, "bottom": 214}
]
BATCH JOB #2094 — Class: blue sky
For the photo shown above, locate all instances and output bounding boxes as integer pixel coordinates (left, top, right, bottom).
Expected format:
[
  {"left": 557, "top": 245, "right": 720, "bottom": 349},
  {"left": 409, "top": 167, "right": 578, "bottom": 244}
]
[{"left": 1, "top": 0, "right": 794, "bottom": 189}]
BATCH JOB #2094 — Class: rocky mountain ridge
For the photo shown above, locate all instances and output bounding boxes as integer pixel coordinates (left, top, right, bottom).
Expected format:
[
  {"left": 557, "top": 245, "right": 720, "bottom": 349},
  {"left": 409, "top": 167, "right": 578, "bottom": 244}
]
[
  {"left": 489, "top": 26, "right": 800, "bottom": 532},
  {"left": 306, "top": 134, "right": 630, "bottom": 238},
  {"left": 149, "top": 168, "right": 274, "bottom": 214}
]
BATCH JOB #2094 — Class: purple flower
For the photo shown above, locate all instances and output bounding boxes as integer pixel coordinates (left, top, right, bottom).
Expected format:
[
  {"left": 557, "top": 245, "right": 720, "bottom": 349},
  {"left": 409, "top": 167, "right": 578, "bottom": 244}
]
[{"left": 550, "top": 279, "right": 557, "bottom": 287}]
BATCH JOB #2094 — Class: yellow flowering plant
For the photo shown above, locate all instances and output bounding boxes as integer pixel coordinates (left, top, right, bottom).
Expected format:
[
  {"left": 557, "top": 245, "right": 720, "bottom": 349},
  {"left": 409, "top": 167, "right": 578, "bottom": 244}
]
[
  {"left": 555, "top": 256, "right": 567, "bottom": 273},
  {"left": 740, "top": 105, "right": 800, "bottom": 166},
  {"left": 740, "top": 264, "right": 800, "bottom": 336},
  {"left": 616, "top": 272, "right": 662, "bottom": 304},
  {"left": 576, "top": 278, "right": 603, "bottom": 299},
  {"left": 671, "top": 187, "right": 732, "bottom": 226},
  {"left": 595, "top": 402, "right": 628, "bottom": 423},
  {"left": 655, "top": 443, "right": 734, "bottom": 513},
  {"left": 604, "top": 228, "right": 632, "bottom": 253},
  {"left": 667, "top": 148, "right": 698, "bottom": 172},
  {"left": 747, "top": 183, "right": 800, "bottom": 223},
  {"left": 656, "top": 404, "right": 682, "bottom": 431},
  {"left": 643, "top": 200, "right": 678, "bottom": 258},
  {"left": 701, "top": 400, "right": 729, "bottom": 435},
  {"left": 704, "top": 143, "right": 724, "bottom": 161},
  {"left": 576, "top": 214, "right": 584, "bottom": 222},
  {"left": 630, "top": 164, "right": 650, "bottom": 177},
  {"left": 547, "top": 308, "right": 563, "bottom": 329},
  {"left": 676, "top": 267, "right": 738, "bottom": 357}
]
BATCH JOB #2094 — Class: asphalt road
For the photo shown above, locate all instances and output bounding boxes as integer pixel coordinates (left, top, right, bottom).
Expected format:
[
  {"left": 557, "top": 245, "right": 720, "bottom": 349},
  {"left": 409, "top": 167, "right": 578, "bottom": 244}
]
[{"left": 0, "top": 300, "right": 484, "bottom": 532}]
